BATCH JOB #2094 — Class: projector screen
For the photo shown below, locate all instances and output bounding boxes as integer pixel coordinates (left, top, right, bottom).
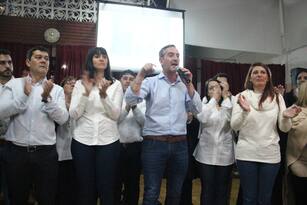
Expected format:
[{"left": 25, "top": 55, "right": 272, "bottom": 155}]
[{"left": 97, "top": 2, "right": 184, "bottom": 72}]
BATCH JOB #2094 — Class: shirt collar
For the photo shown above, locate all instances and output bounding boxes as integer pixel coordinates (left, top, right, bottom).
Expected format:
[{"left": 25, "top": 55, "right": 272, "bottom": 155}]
[
  {"left": 26, "top": 75, "right": 47, "bottom": 85},
  {"left": 158, "top": 72, "right": 181, "bottom": 84}
]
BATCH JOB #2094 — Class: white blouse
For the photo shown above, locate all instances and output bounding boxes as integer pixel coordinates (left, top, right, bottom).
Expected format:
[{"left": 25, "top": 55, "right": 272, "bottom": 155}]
[
  {"left": 69, "top": 79, "right": 123, "bottom": 145},
  {"left": 194, "top": 97, "right": 235, "bottom": 166},
  {"left": 231, "top": 90, "right": 292, "bottom": 163}
]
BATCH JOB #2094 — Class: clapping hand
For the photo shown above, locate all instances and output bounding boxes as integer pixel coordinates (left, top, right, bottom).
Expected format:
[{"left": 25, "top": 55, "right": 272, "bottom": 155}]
[
  {"left": 24, "top": 77, "right": 32, "bottom": 96},
  {"left": 283, "top": 105, "right": 302, "bottom": 118},
  {"left": 82, "top": 72, "right": 94, "bottom": 96},
  {"left": 41, "top": 80, "right": 54, "bottom": 101},
  {"left": 97, "top": 78, "right": 112, "bottom": 98},
  {"left": 237, "top": 94, "right": 251, "bottom": 112}
]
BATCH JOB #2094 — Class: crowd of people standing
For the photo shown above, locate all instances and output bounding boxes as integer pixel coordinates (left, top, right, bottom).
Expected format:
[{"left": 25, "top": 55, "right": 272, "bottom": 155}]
[{"left": 0, "top": 45, "right": 306, "bottom": 205}]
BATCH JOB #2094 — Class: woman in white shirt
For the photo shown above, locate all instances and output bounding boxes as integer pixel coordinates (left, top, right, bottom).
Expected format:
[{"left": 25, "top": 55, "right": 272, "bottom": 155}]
[
  {"left": 69, "top": 47, "right": 123, "bottom": 205},
  {"left": 194, "top": 78, "right": 234, "bottom": 205},
  {"left": 231, "top": 63, "right": 301, "bottom": 205}
]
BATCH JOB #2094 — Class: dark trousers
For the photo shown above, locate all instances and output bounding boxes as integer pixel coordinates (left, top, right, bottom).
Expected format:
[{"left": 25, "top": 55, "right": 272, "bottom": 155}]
[
  {"left": 56, "top": 160, "right": 76, "bottom": 205},
  {"left": 0, "top": 143, "right": 9, "bottom": 205},
  {"left": 236, "top": 160, "right": 280, "bottom": 205},
  {"left": 198, "top": 163, "right": 233, "bottom": 205},
  {"left": 289, "top": 172, "right": 307, "bottom": 205},
  {"left": 4, "top": 142, "right": 58, "bottom": 205},
  {"left": 180, "top": 119, "right": 199, "bottom": 205},
  {"left": 179, "top": 167, "right": 194, "bottom": 205},
  {"left": 71, "top": 139, "right": 120, "bottom": 205},
  {"left": 115, "top": 142, "right": 142, "bottom": 205},
  {"left": 141, "top": 139, "right": 188, "bottom": 205}
]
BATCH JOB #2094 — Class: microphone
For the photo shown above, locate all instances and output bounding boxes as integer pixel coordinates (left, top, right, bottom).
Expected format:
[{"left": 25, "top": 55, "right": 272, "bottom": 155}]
[{"left": 176, "top": 66, "right": 191, "bottom": 84}]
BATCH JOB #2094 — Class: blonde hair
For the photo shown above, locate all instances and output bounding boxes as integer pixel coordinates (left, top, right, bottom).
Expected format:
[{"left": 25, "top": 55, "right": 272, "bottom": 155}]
[{"left": 297, "top": 81, "right": 307, "bottom": 107}]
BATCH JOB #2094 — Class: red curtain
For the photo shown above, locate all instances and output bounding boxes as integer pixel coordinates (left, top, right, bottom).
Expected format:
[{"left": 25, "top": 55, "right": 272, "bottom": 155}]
[
  {"left": 185, "top": 56, "right": 198, "bottom": 87},
  {"left": 201, "top": 60, "right": 285, "bottom": 96},
  {"left": 55, "top": 45, "right": 92, "bottom": 84},
  {"left": 0, "top": 42, "right": 52, "bottom": 77}
]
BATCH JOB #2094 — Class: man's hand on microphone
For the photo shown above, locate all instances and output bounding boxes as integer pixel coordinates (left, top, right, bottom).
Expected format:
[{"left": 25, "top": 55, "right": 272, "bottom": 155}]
[
  {"left": 179, "top": 67, "right": 193, "bottom": 83},
  {"left": 179, "top": 67, "right": 195, "bottom": 97}
]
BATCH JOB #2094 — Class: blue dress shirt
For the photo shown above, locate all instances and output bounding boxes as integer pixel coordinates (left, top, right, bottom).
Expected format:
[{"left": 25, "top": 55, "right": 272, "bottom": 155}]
[{"left": 125, "top": 72, "right": 202, "bottom": 136}]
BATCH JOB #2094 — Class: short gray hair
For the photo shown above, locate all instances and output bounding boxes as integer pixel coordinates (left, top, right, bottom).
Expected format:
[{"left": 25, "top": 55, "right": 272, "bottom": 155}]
[{"left": 159, "top": 44, "right": 176, "bottom": 58}]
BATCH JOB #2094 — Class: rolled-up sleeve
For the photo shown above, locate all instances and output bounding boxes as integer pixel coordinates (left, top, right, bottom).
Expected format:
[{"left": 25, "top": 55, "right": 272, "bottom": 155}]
[
  {"left": 125, "top": 78, "right": 150, "bottom": 106},
  {"left": 186, "top": 91, "right": 202, "bottom": 115}
]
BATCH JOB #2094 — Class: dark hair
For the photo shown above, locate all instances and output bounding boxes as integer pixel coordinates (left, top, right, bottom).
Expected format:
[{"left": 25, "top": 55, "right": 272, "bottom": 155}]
[
  {"left": 0, "top": 48, "right": 11, "bottom": 56},
  {"left": 60, "top": 76, "right": 76, "bottom": 87},
  {"left": 26, "top": 46, "right": 49, "bottom": 60},
  {"left": 85, "top": 47, "right": 113, "bottom": 81},
  {"left": 204, "top": 78, "right": 223, "bottom": 106},
  {"left": 295, "top": 69, "right": 307, "bottom": 81},
  {"left": 159, "top": 44, "right": 176, "bottom": 58},
  {"left": 120, "top": 69, "right": 136, "bottom": 78},
  {"left": 213, "top": 73, "right": 228, "bottom": 80},
  {"left": 244, "top": 62, "right": 279, "bottom": 109}
]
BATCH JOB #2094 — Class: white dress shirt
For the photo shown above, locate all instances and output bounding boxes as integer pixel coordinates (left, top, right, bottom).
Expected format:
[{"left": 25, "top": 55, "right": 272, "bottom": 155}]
[
  {"left": 118, "top": 100, "right": 145, "bottom": 143},
  {"left": 0, "top": 77, "right": 69, "bottom": 145},
  {"left": 69, "top": 79, "right": 123, "bottom": 145},
  {"left": 194, "top": 97, "right": 235, "bottom": 166}
]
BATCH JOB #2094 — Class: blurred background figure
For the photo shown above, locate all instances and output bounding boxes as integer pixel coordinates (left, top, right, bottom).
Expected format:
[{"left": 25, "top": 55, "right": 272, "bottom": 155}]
[
  {"left": 115, "top": 70, "right": 145, "bottom": 205},
  {"left": 284, "top": 69, "right": 307, "bottom": 107},
  {"left": 286, "top": 81, "right": 307, "bottom": 205},
  {"left": 0, "top": 48, "right": 13, "bottom": 205},
  {"left": 56, "top": 76, "right": 76, "bottom": 205}
]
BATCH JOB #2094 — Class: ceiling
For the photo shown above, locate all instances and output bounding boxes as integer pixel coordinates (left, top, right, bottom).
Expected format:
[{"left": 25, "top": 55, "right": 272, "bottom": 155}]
[{"left": 185, "top": 44, "right": 280, "bottom": 64}]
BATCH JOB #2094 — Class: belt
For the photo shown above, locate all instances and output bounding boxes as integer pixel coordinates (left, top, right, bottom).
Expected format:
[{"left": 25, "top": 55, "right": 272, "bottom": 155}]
[
  {"left": 7, "top": 141, "right": 55, "bottom": 153},
  {"left": 121, "top": 141, "right": 142, "bottom": 148},
  {"left": 144, "top": 135, "right": 186, "bottom": 143}
]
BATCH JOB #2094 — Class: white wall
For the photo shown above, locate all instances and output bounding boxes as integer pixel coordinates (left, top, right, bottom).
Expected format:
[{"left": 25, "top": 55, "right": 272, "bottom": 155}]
[
  {"left": 268, "top": 0, "right": 307, "bottom": 86},
  {"left": 284, "top": 0, "right": 307, "bottom": 51},
  {"left": 171, "top": 0, "right": 282, "bottom": 54}
]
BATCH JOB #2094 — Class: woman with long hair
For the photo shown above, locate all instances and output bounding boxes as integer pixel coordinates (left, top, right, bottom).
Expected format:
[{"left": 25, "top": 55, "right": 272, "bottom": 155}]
[
  {"left": 231, "top": 63, "right": 301, "bottom": 205},
  {"left": 69, "top": 47, "right": 123, "bottom": 205},
  {"left": 286, "top": 81, "right": 307, "bottom": 205}
]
